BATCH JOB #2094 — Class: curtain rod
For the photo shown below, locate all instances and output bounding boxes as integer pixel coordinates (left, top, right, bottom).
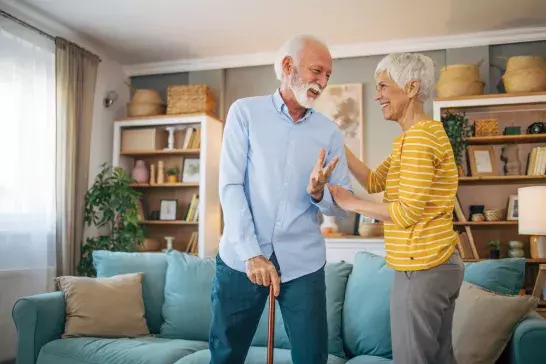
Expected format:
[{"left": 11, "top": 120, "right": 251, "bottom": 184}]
[
  {"left": 0, "top": 9, "right": 102, "bottom": 62},
  {"left": 0, "top": 9, "right": 55, "bottom": 41}
]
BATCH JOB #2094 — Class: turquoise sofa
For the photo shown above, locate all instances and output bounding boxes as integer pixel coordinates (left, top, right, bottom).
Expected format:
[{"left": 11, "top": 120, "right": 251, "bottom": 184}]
[{"left": 12, "top": 250, "right": 546, "bottom": 364}]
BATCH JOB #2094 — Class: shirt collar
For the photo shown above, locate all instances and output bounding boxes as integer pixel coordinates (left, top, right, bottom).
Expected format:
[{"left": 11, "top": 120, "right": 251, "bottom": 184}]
[{"left": 272, "top": 89, "right": 314, "bottom": 122}]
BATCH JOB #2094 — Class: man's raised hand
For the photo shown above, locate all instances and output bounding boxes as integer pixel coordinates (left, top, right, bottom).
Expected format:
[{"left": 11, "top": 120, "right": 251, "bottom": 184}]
[{"left": 307, "top": 148, "right": 339, "bottom": 200}]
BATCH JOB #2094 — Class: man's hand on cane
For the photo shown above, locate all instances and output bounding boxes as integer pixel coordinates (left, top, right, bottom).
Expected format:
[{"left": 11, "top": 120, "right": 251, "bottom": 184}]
[{"left": 245, "top": 256, "right": 281, "bottom": 297}]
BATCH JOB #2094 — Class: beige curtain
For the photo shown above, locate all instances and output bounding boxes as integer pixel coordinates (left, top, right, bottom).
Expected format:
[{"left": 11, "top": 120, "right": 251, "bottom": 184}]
[{"left": 55, "top": 37, "right": 100, "bottom": 276}]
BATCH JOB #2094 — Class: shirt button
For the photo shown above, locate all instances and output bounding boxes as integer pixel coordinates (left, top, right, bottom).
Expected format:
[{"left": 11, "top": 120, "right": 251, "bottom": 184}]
[{"left": 276, "top": 221, "right": 281, "bottom": 226}]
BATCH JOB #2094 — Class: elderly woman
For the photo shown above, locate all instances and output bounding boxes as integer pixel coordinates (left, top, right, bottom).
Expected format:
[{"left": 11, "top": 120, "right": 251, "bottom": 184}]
[{"left": 328, "top": 52, "right": 465, "bottom": 364}]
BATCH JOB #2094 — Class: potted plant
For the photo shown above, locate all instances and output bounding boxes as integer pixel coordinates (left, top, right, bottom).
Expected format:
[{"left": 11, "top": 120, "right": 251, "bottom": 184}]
[
  {"left": 78, "top": 163, "right": 145, "bottom": 277},
  {"left": 441, "top": 111, "right": 472, "bottom": 176},
  {"left": 166, "top": 167, "right": 179, "bottom": 183},
  {"left": 488, "top": 240, "right": 501, "bottom": 259}
]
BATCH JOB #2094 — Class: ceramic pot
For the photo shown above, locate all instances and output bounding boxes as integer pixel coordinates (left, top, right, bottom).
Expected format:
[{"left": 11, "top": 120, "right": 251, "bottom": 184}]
[
  {"left": 167, "top": 175, "right": 178, "bottom": 183},
  {"left": 131, "top": 160, "right": 149, "bottom": 183},
  {"left": 320, "top": 215, "right": 338, "bottom": 235}
]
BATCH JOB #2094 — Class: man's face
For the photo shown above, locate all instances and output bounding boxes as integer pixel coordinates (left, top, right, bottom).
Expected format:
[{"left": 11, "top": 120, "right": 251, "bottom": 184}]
[{"left": 287, "top": 42, "right": 332, "bottom": 108}]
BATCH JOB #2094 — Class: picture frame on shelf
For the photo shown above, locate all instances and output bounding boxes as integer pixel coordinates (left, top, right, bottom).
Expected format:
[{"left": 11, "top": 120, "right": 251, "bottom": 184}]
[
  {"left": 467, "top": 145, "right": 499, "bottom": 176},
  {"left": 159, "top": 199, "right": 178, "bottom": 220},
  {"left": 507, "top": 194, "right": 519, "bottom": 220},
  {"left": 181, "top": 157, "right": 200, "bottom": 183}
]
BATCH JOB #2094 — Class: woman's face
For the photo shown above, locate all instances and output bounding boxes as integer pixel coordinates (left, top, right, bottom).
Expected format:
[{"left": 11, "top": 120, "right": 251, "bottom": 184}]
[{"left": 374, "top": 70, "right": 411, "bottom": 122}]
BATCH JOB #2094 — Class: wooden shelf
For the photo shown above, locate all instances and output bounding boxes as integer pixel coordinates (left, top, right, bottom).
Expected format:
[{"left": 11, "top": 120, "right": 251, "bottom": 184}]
[
  {"left": 454, "top": 221, "right": 517, "bottom": 226},
  {"left": 121, "top": 149, "right": 200, "bottom": 156},
  {"left": 463, "top": 258, "right": 546, "bottom": 263},
  {"left": 140, "top": 220, "right": 198, "bottom": 225},
  {"left": 435, "top": 91, "right": 546, "bottom": 102},
  {"left": 467, "top": 134, "right": 546, "bottom": 145},
  {"left": 459, "top": 175, "right": 546, "bottom": 184},
  {"left": 129, "top": 183, "right": 199, "bottom": 188}
]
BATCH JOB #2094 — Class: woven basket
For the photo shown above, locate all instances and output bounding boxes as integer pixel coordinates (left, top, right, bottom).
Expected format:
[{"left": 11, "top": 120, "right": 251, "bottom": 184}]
[
  {"left": 484, "top": 209, "right": 505, "bottom": 221},
  {"left": 439, "top": 64, "right": 481, "bottom": 82},
  {"left": 358, "top": 222, "right": 384, "bottom": 238},
  {"left": 167, "top": 84, "right": 216, "bottom": 115},
  {"left": 505, "top": 56, "right": 546, "bottom": 73},
  {"left": 131, "top": 89, "right": 162, "bottom": 104},
  {"left": 436, "top": 79, "right": 485, "bottom": 99},
  {"left": 502, "top": 67, "right": 546, "bottom": 93},
  {"left": 127, "top": 102, "right": 165, "bottom": 117}
]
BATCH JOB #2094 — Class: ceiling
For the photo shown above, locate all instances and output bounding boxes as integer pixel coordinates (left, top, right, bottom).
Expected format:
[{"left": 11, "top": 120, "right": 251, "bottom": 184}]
[{"left": 5, "top": 0, "right": 546, "bottom": 67}]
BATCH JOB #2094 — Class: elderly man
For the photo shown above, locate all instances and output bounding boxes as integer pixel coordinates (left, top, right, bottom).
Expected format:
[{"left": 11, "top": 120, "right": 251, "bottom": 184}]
[{"left": 209, "top": 35, "right": 352, "bottom": 364}]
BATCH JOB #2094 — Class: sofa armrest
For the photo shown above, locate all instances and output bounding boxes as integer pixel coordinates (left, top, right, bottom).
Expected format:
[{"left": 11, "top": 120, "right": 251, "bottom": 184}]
[
  {"left": 12, "top": 291, "right": 66, "bottom": 364},
  {"left": 507, "top": 311, "right": 546, "bottom": 364}
]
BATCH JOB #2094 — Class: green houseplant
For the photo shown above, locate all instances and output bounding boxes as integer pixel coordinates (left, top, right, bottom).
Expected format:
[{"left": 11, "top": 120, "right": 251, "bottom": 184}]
[
  {"left": 441, "top": 111, "right": 472, "bottom": 176},
  {"left": 78, "top": 163, "right": 145, "bottom": 277}
]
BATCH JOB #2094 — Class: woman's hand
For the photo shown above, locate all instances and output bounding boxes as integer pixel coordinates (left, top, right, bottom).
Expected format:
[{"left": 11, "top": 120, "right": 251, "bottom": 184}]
[{"left": 328, "top": 184, "right": 357, "bottom": 211}]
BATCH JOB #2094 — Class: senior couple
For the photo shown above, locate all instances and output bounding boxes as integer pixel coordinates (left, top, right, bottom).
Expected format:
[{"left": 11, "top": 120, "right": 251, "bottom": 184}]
[{"left": 210, "top": 34, "right": 464, "bottom": 364}]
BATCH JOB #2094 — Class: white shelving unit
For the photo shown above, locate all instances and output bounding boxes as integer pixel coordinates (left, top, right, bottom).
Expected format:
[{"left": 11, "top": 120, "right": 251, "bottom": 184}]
[{"left": 112, "top": 112, "right": 224, "bottom": 258}]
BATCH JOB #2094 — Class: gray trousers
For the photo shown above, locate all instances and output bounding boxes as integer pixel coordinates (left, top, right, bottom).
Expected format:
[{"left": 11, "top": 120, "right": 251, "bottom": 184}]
[{"left": 390, "top": 251, "right": 465, "bottom": 364}]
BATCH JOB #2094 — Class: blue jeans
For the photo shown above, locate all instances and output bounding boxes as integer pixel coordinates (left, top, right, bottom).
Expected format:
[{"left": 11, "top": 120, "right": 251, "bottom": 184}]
[{"left": 209, "top": 252, "right": 328, "bottom": 364}]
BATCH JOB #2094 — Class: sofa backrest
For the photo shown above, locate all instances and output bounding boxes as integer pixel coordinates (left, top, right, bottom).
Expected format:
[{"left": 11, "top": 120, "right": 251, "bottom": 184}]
[{"left": 92, "top": 250, "right": 353, "bottom": 359}]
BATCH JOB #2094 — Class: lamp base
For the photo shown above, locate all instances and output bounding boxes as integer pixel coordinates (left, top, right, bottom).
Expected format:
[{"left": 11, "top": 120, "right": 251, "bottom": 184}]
[{"left": 530, "top": 236, "right": 546, "bottom": 258}]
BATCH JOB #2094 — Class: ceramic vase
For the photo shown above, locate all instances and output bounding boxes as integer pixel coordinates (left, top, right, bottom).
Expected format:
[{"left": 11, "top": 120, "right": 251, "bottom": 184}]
[
  {"left": 131, "top": 160, "right": 149, "bottom": 183},
  {"left": 320, "top": 215, "right": 338, "bottom": 235}
]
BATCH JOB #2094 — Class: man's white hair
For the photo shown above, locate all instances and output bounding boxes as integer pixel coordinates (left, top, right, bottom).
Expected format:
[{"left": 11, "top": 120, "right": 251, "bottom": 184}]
[
  {"left": 375, "top": 52, "right": 435, "bottom": 102},
  {"left": 273, "top": 34, "right": 328, "bottom": 81}
]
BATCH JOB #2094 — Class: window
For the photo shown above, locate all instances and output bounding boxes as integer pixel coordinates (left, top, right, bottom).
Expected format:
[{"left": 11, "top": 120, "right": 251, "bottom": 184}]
[{"left": 0, "top": 18, "right": 56, "bottom": 272}]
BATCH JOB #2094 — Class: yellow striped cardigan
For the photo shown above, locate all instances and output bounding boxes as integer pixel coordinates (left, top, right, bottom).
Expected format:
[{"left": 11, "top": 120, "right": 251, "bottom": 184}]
[{"left": 366, "top": 120, "right": 459, "bottom": 271}]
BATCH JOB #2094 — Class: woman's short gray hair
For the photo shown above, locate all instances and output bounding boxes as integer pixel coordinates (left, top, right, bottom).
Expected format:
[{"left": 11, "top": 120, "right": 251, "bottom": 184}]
[
  {"left": 375, "top": 53, "right": 435, "bottom": 102},
  {"left": 273, "top": 34, "right": 327, "bottom": 81}
]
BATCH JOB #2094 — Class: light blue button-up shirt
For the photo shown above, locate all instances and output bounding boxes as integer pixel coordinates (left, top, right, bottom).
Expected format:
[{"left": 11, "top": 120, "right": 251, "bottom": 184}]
[{"left": 218, "top": 89, "right": 353, "bottom": 282}]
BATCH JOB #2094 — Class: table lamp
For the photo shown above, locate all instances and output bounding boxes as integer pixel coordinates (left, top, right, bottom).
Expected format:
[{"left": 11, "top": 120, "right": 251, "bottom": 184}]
[{"left": 518, "top": 186, "right": 546, "bottom": 258}]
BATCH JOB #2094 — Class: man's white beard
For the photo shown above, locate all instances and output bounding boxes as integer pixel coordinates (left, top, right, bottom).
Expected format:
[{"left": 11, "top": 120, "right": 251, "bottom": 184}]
[{"left": 288, "top": 71, "right": 322, "bottom": 109}]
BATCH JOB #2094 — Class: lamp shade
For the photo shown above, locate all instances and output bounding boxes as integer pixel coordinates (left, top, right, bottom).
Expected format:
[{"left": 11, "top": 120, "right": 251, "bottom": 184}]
[{"left": 518, "top": 186, "right": 546, "bottom": 235}]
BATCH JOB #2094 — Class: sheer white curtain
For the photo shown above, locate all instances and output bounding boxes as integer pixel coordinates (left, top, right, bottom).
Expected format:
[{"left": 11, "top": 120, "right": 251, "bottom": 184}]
[{"left": 0, "top": 16, "right": 56, "bottom": 361}]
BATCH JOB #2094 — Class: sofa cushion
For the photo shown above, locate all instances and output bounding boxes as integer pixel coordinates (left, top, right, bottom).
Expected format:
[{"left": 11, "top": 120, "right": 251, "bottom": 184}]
[
  {"left": 463, "top": 257, "right": 525, "bottom": 295},
  {"left": 345, "top": 355, "right": 393, "bottom": 363},
  {"left": 37, "top": 336, "right": 208, "bottom": 364},
  {"left": 452, "top": 281, "right": 539, "bottom": 364},
  {"left": 174, "top": 347, "right": 347, "bottom": 364},
  {"left": 55, "top": 273, "right": 149, "bottom": 338},
  {"left": 342, "top": 252, "right": 394, "bottom": 359},
  {"left": 250, "top": 261, "right": 353, "bottom": 358},
  {"left": 160, "top": 250, "right": 216, "bottom": 341},
  {"left": 92, "top": 251, "right": 168, "bottom": 334}
]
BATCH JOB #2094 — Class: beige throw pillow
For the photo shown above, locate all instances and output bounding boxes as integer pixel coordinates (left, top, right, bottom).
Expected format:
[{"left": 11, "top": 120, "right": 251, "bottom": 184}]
[
  {"left": 56, "top": 272, "right": 150, "bottom": 338},
  {"left": 452, "top": 281, "right": 539, "bottom": 364}
]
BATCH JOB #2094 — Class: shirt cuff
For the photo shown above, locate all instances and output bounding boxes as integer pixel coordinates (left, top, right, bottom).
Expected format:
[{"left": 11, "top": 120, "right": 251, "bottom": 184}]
[
  {"left": 311, "top": 187, "right": 333, "bottom": 211},
  {"left": 233, "top": 241, "right": 263, "bottom": 262}
]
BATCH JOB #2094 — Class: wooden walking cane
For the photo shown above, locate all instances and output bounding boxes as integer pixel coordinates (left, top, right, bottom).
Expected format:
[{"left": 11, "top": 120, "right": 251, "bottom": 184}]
[{"left": 267, "top": 284, "right": 275, "bottom": 364}]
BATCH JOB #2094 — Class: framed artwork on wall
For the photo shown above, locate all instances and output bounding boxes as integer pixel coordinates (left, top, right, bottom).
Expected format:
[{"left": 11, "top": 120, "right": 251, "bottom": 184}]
[{"left": 313, "top": 83, "right": 364, "bottom": 159}]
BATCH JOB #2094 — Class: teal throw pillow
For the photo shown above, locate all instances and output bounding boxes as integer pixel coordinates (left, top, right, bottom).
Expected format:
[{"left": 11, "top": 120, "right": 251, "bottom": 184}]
[
  {"left": 464, "top": 257, "right": 525, "bottom": 295},
  {"left": 159, "top": 250, "right": 216, "bottom": 341},
  {"left": 342, "top": 252, "right": 394, "bottom": 359}
]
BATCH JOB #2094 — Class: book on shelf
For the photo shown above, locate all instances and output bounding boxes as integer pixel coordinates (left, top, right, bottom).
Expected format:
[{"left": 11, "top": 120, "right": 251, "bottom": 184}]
[
  {"left": 183, "top": 193, "right": 199, "bottom": 222},
  {"left": 180, "top": 127, "right": 201, "bottom": 150},
  {"left": 185, "top": 231, "right": 198, "bottom": 255},
  {"left": 525, "top": 146, "right": 546, "bottom": 175}
]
